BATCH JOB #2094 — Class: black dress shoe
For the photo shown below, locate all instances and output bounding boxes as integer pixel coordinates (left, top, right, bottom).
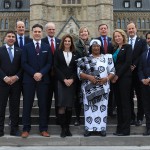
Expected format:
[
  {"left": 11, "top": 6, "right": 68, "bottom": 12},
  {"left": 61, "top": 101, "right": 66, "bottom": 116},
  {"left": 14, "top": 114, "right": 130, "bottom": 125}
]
[
  {"left": 100, "top": 131, "right": 106, "bottom": 137},
  {"left": 113, "top": 132, "right": 130, "bottom": 136},
  {"left": 84, "top": 131, "right": 91, "bottom": 137},
  {"left": 143, "top": 129, "right": 150, "bottom": 136},
  {"left": 130, "top": 120, "right": 136, "bottom": 125},
  {"left": 10, "top": 130, "right": 20, "bottom": 136},
  {"left": 136, "top": 120, "right": 142, "bottom": 126},
  {"left": 60, "top": 128, "right": 66, "bottom": 138}
]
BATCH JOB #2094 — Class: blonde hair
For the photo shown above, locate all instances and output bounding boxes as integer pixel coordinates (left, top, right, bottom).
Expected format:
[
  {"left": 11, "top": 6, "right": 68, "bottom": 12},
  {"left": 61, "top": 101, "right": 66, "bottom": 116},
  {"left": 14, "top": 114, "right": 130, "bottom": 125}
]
[
  {"left": 112, "top": 29, "right": 128, "bottom": 47},
  {"left": 79, "top": 26, "right": 90, "bottom": 36}
]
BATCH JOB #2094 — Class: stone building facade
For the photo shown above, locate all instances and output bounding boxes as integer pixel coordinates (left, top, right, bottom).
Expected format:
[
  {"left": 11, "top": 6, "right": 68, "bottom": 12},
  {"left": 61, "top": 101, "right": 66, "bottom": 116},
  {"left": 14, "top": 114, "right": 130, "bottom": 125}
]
[{"left": 30, "top": 0, "right": 113, "bottom": 39}]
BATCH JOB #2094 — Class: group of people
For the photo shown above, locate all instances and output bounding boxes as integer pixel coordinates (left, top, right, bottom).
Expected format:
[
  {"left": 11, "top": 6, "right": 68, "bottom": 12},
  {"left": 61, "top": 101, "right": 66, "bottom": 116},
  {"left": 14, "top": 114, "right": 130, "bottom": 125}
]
[{"left": 0, "top": 20, "right": 150, "bottom": 139}]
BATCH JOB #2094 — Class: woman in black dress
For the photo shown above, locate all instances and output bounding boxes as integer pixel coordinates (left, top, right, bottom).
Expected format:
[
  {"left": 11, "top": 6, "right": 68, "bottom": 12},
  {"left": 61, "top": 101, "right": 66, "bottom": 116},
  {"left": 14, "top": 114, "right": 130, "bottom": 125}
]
[{"left": 54, "top": 34, "right": 78, "bottom": 138}]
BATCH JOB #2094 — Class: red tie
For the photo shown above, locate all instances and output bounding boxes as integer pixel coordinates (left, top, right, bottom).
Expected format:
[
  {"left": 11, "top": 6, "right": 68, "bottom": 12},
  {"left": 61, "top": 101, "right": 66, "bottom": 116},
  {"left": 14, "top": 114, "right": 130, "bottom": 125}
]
[
  {"left": 51, "top": 39, "right": 55, "bottom": 54},
  {"left": 103, "top": 37, "right": 108, "bottom": 54}
]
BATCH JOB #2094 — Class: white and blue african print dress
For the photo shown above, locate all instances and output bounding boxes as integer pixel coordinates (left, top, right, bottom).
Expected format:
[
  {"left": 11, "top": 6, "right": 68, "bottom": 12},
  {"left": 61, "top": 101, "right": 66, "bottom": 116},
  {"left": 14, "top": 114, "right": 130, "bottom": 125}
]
[{"left": 77, "top": 54, "right": 115, "bottom": 132}]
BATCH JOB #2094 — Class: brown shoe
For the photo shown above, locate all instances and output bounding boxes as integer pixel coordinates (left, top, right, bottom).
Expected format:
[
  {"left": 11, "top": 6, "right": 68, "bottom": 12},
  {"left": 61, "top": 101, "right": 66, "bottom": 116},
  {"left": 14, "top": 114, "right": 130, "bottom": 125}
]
[
  {"left": 40, "top": 131, "right": 50, "bottom": 137},
  {"left": 21, "top": 131, "right": 29, "bottom": 138}
]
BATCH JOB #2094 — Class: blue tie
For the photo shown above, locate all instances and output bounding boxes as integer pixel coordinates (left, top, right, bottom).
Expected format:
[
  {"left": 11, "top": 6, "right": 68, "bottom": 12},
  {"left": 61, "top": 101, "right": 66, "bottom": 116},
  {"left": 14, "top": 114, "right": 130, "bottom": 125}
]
[
  {"left": 8, "top": 47, "right": 13, "bottom": 62},
  {"left": 19, "top": 36, "right": 23, "bottom": 49}
]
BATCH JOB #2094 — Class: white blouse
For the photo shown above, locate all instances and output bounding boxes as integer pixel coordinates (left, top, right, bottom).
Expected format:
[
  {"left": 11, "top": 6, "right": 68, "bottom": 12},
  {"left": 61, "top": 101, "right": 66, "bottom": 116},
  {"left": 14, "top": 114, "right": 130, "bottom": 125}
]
[{"left": 63, "top": 51, "right": 72, "bottom": 66}]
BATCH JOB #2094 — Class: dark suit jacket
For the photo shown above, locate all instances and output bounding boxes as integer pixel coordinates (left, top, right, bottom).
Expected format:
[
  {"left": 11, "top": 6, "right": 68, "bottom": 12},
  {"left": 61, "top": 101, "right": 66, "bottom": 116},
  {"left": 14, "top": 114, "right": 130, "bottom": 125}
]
[
  {"left": 14, "top": 36, "right": 32, "bottom": 48},
  {"left": 54, "top": 50, "right": 78, "bottom": 82},
  {"left": 131, "top": 37, "right": 147, "bottom": 69},
  {"left": 138, "top": 49, "right": 150, "bottom": 81},
  {"left": 41, "top": 36, "right": 61, "bottom": 53},
  {"left": 96, "top": 36, "right": 113, "bottom": 54},
  {"left": 113, "top": 44, "right": 132, "bottom": 78},
  {"left": 21, "top": 42, "right": 52, "bottom": 83},
  {"left": 0, "top": 45, "right": 22, "bottom": 86}
]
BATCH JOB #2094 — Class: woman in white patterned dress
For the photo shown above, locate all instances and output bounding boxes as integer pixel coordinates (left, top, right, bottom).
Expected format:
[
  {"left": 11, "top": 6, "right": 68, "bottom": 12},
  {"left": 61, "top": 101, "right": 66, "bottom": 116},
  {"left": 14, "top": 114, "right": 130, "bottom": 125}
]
[{"left": 77, "top": 39, "right": 115, "bottom": 137}]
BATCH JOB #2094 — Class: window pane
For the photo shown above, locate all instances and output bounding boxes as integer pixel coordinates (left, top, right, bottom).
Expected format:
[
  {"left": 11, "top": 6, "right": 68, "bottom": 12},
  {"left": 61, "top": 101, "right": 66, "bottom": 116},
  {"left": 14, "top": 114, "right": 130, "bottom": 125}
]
[
  {"left": 25, "top": 19, "right": 28, "bottom": 29},
  {"left": 122, "top": 19, "right": 125, "bottom": 29},
  {"left": 68, "top": 0, "right": 71, "bottom": 4},
  {"left": 77, "top": 0, "right": 81, "bottom": 4},
  {"left": 117, "top": 19, "right": 121, "bottom": 28},
  {"left": 72, "top": 0, "right": 75, "bottom": 4},
  {"left": 146, "top": 19, "right": 150, "bottom": 29},
  {"left": 124, "top": 2, "right": 129, "bottom": 8},
  {"left": 137, "top": 18, "right": 141, "bottom": 29},
  {"left": 136, "top": 2, "right": 141, "bottom": 8},
  {"left": 5, "top": 19, "right": 8, "bottom": 29},
  {"left": 141, "top": 19, "right": 145, "bottom": 29},
  {"left": 1, "top": 19, "right": 4, "bottom": 29}
]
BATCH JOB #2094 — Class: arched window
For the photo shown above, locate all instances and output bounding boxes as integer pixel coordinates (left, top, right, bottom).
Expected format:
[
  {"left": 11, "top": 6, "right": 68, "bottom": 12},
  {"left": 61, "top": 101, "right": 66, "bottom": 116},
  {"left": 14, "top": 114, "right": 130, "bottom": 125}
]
[
  {"left": 121, "top": 18, "right": 125, "bottom": 29},
  {"left": 117, "top": 19, "right": 121, "bottom": 28},
  {"left": 141, "top": 19, "right": 145, "bottom": 29},
  {"left": 1, "top": 19, "right": 4, "bottom": 29},
  {"left": 137, "top": 18, "right": 141, "bottom": 29},
  {"left": 5, "top": 19, "right": 8, "bottom": 29},
  {"left": 25, "top": 19, "right": 28, "bottom": 29},
  {"left": 146, "top": 19, "right": 150, "bottom": 29}
]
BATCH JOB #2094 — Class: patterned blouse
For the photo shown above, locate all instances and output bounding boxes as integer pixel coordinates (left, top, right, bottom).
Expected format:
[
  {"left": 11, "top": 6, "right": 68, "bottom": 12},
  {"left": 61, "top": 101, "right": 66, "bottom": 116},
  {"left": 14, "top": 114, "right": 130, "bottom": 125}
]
[{"left": 77, "top": 54, "right": 115, "bottom": 105}]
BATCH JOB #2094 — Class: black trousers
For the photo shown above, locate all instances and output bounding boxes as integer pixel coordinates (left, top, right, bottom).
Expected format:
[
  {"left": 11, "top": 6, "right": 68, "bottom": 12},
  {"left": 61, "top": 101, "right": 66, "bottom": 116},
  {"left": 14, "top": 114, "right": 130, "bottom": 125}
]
[
  {"left": 141, "top": 84, "right": 150, "bottom": 129},
  {"left": 114, "top": 77, "right": 131, "bottom": 134},
  {"left": 47, "top": 75, "right": 58, "bottom": 120},
  {"left": 130, "top": 72, "right": 144, "bottom": 121},
  {"left": 22, "top": 83, "right": 49, "bottom": 132},
  {"left": 0, "top": 83, "right": 21, "bottom": 132}
]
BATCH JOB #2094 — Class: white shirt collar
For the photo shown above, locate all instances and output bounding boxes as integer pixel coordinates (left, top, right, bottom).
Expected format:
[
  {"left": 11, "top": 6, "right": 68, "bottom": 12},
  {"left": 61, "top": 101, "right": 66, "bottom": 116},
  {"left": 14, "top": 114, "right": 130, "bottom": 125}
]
[
  {"left": 129, "top": 35, "right": 137, "bottom": 41},
  {"left": 6, "top": 44, "right": 14, "bottom": 50},
  {"left": 17, "top": 34, "right": 24, "bottom": 39},
  {"left": 33, "top": 40, "right": 41, "bottom": 47}
]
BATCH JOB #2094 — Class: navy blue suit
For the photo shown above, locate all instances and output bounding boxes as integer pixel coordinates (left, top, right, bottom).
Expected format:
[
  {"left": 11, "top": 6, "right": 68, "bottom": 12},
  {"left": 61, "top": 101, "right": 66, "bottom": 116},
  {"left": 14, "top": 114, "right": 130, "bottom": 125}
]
[
  {"left": 96, "top": 36, "right": 113, "bottom": 54},
  {"left": 138, "top": 48, "right": 150, "bottom": 129},
  {"left": 0, "top": 45, "right": 22, "bottom": 134},
  {"left": 14, "top": 36, "right": 32, "bottom": 48},
  {"left": 21, "top": 41, "right": 52, "bottom": 132}
]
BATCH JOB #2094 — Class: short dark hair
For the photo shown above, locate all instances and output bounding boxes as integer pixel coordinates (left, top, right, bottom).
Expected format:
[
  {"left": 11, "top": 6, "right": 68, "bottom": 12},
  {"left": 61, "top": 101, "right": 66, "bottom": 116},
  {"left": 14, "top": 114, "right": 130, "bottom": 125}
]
[
  {"left": 32, "top": 24, "right": 43, "bottom": 31},
  {"left": 146, "top": 31, "right": 150, "bottom": 39},
  {"left": 5, "top": 30, "right": 16, "bottom": 37},
  {"left": 98, "top": 24, "right": 108, "bottom": 30}
]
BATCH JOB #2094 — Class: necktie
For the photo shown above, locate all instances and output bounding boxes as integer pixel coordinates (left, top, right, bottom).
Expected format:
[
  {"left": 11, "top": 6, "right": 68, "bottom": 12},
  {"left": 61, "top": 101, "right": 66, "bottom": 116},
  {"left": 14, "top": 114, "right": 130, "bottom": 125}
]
[
  {"left": 147, "top": 48, "right": 150, "bottom": 63},
  {"left": 130, "top": 38, "right": 133, "bottom": 50},
  {"left": 19, "top": 36, "right": 23, "bottom": 49},
  {"left": 51, "top": 39, "right": 55, "bottom": 54},
  {"left": 103, "top": 37, "right": 108, "bottom": 54},
  {"left": 8, "top": 47, "right": 13, "bottom": 62},
  {"left": 36, "top": 42, "right": 40, "bottom": 54}
]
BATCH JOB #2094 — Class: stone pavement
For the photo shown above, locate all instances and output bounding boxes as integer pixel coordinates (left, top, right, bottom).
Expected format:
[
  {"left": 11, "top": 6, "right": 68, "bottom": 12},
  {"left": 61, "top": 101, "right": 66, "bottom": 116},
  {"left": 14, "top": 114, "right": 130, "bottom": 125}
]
[{"left": 1, "top": 146, "right": 150, "bottom": 150}]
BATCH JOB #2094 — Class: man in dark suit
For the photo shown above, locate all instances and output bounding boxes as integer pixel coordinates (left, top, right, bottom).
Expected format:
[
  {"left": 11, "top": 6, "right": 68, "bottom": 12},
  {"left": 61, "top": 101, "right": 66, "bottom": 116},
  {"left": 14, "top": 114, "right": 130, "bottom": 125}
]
[
  {"left": 21, "top": 24, "right": 52, "bottom": 138},
  {"left": 127, "top": 21, "right": 147, "bottom": 126},
  {"left": 96, "top": 24, "right": 115, "bottom": 117},
  {"left": 42, "top": 22, "right": 61, "bottom": 123},
  {"left": 14, "top": 21, "right": 32, "bottom": 48},
  {"left": 138, "top": 31, "right": 150, "bottom": 135},
  {"left": 0, "top": 31, "right": 22, "bottom": 137}
]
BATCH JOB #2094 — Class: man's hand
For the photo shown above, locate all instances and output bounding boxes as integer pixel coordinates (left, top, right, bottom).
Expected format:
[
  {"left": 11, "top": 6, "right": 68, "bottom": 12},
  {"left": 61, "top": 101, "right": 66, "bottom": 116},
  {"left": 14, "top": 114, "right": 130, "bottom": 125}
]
[
  {"left": 9, "top": 75, "right": 19, "bottom": 85},
  {"left": 142, "top": 79, "right": 150, "bottom": 86},
  {"left": 131, "top": 65, "right": 136, "bottom": 71},
  {"left": 3, "top": 76, "right": 12, "bottom": 85},
  {"left": 111, "top": 75, "right": 118, "bottom": 83},
  {"left": 33, "top": 73, "right": 43, "bottom": 81}
]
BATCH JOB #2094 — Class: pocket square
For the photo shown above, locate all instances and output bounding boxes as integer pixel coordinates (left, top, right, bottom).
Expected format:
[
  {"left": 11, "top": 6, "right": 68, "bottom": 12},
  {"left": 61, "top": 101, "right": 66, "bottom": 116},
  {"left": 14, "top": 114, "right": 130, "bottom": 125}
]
[
  {"left": 42, "top": 51, "right": 48, "bottom": 53},
  {"left": 121, "top": 48, "right": 124, "bottom": 51}
]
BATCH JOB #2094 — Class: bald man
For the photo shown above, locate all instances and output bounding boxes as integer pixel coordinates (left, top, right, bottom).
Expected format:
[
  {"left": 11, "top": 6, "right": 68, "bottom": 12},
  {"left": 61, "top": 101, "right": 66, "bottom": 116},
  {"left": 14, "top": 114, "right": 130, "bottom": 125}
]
[
  {"left": 14, "top": 21, "right": 32, "bottom": 49},
  {"left": 42, "top": 22, "right": 61, "bottom": 124}
]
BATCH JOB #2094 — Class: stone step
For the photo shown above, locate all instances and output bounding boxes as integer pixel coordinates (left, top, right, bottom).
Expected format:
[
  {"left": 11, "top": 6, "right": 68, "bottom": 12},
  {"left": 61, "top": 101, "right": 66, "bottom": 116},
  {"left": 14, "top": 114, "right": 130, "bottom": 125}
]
[
  {"left": 0, "top": 135, "right": 150, "bottom": 146},
  {"left": 3, "top": 125, "right": 146, "bottom": 135}
]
